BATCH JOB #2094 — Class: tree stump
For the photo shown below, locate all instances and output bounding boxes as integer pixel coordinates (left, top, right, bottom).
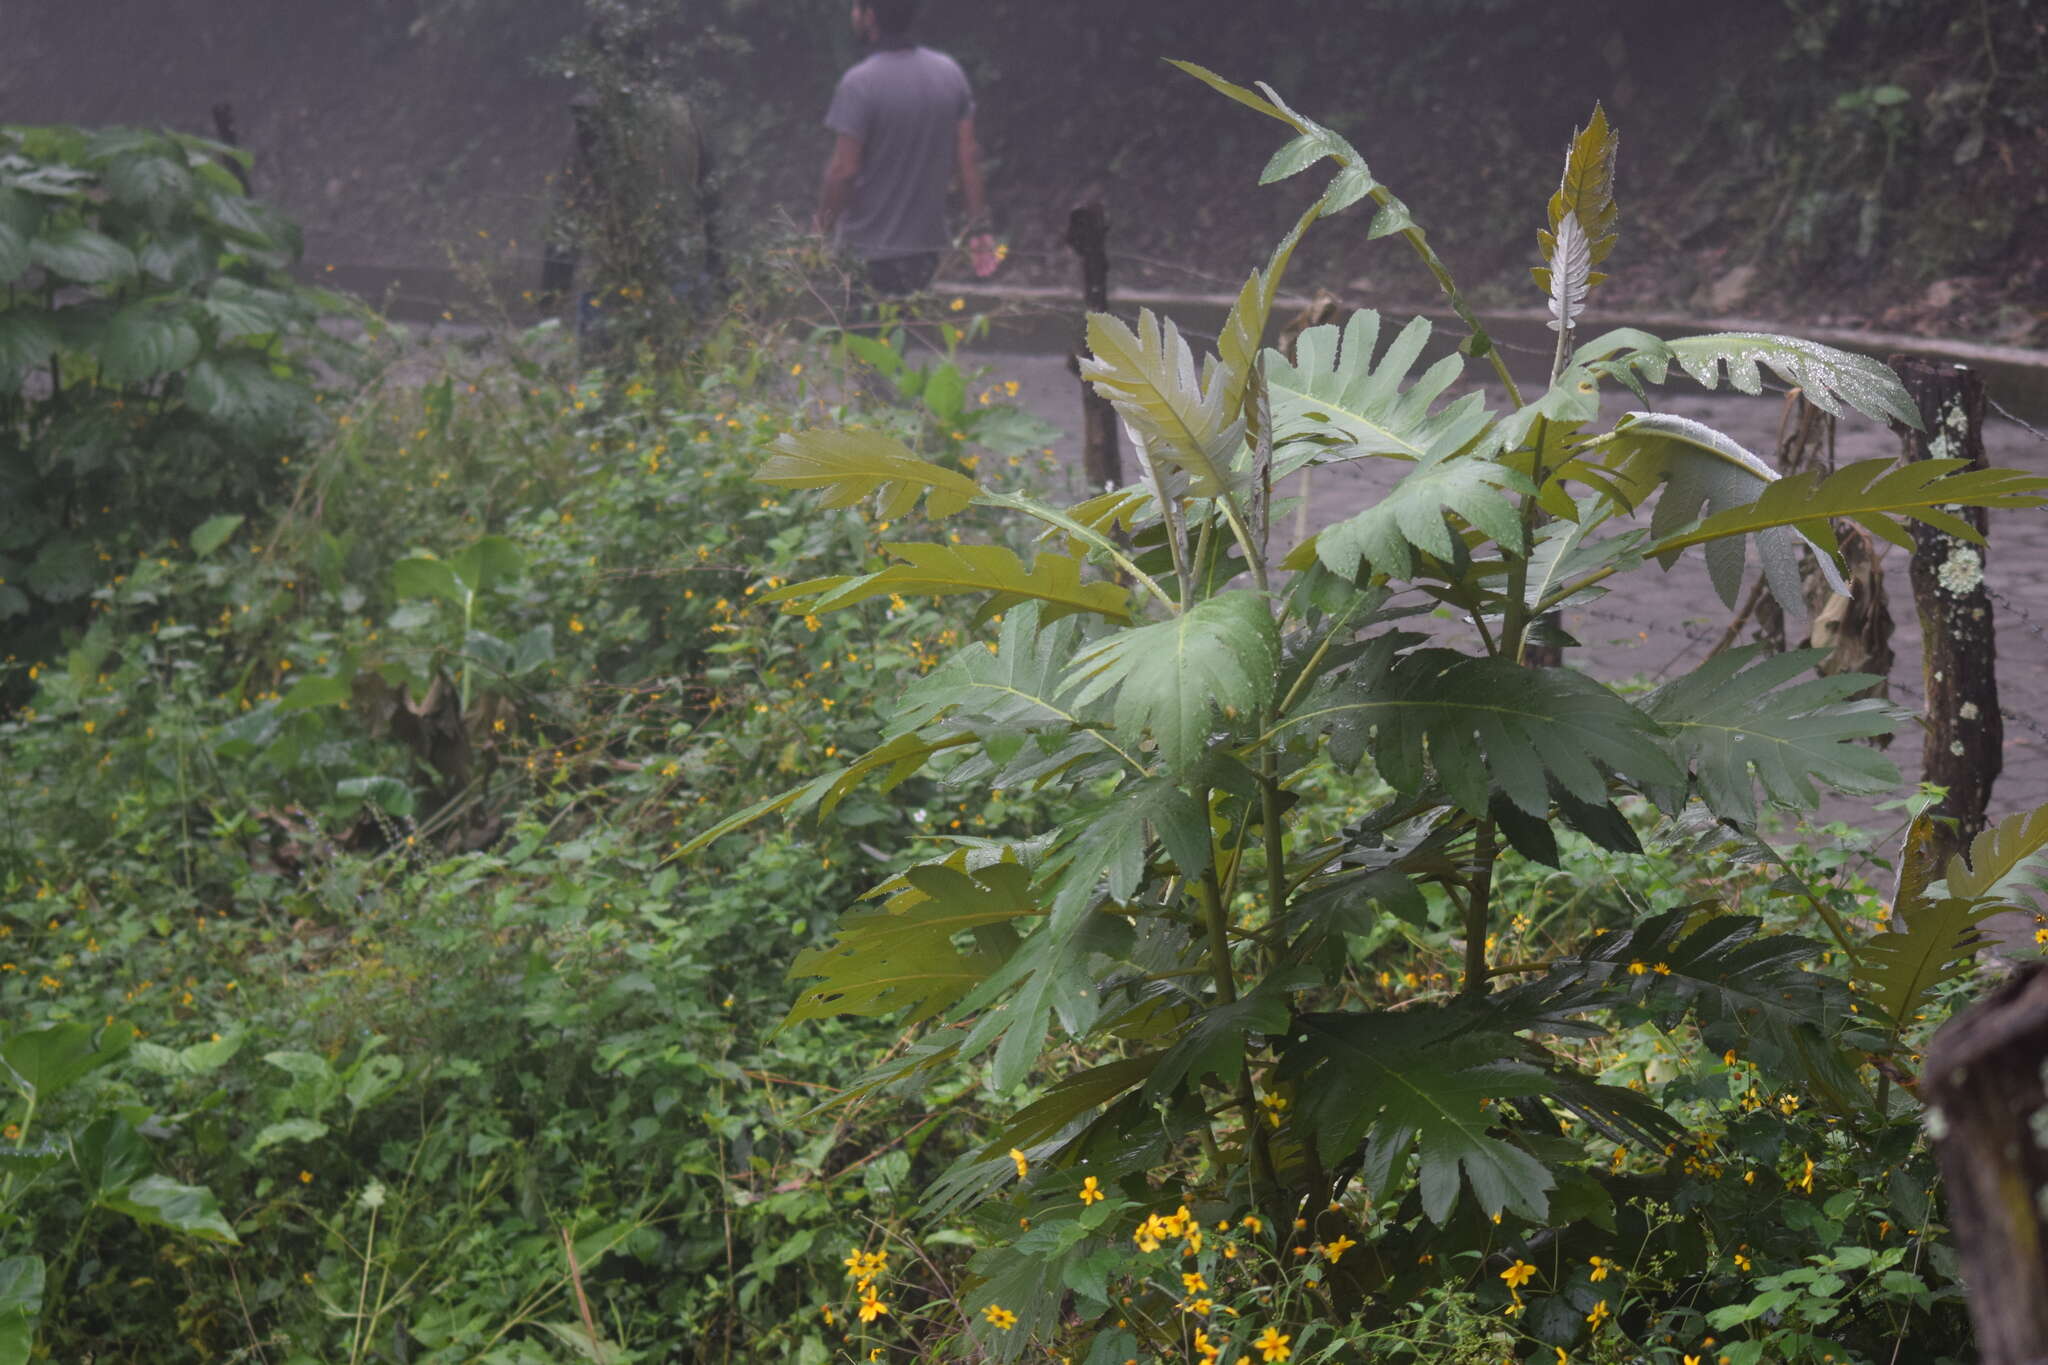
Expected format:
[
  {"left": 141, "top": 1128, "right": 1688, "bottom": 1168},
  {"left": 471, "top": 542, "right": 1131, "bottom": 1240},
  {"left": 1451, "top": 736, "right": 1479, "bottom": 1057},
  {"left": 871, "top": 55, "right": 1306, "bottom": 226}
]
[
  {"left": 1921, "top": 964, "right": 2048, "bottom": 1364},
  {"left": 1065, "top": 202, "right": 1122, "bottom": 492},
  {"left": 1889, "top": 356, "right": 2000, "bottom": 871}
]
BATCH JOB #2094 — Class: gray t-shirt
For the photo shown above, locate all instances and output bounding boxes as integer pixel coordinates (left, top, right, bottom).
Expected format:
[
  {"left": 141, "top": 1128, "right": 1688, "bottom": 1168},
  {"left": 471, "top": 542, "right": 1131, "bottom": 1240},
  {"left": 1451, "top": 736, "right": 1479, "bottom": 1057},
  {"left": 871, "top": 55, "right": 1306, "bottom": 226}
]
[{"left": 824, "top": 45, "right": 973, "bottom": 261}]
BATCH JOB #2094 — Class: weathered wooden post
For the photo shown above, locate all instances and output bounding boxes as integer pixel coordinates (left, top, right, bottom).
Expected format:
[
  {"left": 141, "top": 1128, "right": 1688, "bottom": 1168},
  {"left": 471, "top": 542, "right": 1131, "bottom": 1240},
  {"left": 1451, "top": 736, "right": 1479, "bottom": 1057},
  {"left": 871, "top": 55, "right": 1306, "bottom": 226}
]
[
  {"left": 1065, "top": 202, "right": 1122, "bottom": 491},
  {"left": 1889, "top": 356, "right": 2000, "bottom": 869},
  {"left": 1921, "top": 964, "right": 2048, "bottom": 1364}
]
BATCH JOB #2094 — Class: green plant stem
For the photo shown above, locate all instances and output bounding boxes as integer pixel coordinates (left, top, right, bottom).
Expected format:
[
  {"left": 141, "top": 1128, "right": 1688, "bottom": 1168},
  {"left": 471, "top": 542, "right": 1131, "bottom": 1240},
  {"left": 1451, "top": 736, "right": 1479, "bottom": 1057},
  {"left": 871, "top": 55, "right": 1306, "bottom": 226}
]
[
  {"left": 1372, "top": 188, "right": 1524, "bottom": 411},
  {"left": 1461, "top": 821, "right": 1499, "bottom": 996}
]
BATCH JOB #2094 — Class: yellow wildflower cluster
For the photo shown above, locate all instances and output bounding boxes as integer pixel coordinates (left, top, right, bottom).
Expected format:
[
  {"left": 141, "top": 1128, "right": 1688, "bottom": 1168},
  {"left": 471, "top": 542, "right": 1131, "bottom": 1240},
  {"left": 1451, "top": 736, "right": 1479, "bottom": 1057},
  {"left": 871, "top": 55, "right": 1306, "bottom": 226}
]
[
  {"left": 1131, "top": 1204, "right": 1204, "bottom": 1256},
  {"left": 843, "top": 1246, "right": 891, "bottom": 1323}
]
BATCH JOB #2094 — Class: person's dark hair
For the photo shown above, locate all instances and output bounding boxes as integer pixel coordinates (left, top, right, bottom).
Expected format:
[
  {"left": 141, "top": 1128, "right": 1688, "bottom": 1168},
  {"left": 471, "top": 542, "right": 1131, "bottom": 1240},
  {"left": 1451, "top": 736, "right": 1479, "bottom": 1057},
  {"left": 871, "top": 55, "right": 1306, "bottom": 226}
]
[{"left": 866, "top": 0, "right": 920, "bottom": 37}]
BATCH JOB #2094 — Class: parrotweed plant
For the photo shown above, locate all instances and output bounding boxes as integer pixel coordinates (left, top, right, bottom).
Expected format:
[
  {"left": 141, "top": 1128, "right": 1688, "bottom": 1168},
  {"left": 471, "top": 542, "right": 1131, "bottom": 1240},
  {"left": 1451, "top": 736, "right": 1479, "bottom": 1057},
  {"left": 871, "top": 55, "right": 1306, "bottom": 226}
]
[{"left": 689, "top": 66, "right": 2048, "bottom": 1362}]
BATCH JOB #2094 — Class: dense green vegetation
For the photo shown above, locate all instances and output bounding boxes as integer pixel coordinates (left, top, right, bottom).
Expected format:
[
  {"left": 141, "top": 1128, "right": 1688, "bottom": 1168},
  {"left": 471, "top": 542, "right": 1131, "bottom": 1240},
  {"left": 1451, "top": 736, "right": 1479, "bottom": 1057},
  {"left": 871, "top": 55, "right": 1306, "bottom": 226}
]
[{"left": 6, "top": 43, "right": 2048, "bottom": 1365}]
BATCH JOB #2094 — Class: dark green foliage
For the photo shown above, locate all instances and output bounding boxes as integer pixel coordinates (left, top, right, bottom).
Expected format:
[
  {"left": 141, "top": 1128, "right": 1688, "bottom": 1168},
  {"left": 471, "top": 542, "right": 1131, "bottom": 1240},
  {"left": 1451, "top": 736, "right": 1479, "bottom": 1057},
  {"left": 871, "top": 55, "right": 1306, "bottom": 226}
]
[{"left": 0, "top": 123, "right": 357, "bottom": 676}]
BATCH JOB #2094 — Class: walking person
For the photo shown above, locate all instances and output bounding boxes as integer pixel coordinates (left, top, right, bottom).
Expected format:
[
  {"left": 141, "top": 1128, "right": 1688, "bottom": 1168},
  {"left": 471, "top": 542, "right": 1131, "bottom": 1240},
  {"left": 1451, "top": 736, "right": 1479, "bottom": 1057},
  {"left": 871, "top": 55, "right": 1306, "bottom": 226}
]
[{"left": 814, "top": 0, "right": 995, "bottom": 309}]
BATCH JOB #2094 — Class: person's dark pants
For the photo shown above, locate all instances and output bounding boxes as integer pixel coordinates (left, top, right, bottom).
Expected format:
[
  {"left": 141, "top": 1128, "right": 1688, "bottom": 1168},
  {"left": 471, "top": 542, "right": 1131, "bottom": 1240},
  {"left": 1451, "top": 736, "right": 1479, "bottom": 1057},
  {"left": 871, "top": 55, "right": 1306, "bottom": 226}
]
[{"left": 860, "top": 252, "right": 939, "bottom": 298}]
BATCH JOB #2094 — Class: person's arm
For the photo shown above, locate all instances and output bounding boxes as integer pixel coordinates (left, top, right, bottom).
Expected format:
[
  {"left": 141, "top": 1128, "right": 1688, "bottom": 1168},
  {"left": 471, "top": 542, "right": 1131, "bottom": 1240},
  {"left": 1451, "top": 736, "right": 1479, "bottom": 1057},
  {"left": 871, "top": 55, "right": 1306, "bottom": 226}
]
[{"left": 814, "top": 132, "right": 862, "bottom": 238}]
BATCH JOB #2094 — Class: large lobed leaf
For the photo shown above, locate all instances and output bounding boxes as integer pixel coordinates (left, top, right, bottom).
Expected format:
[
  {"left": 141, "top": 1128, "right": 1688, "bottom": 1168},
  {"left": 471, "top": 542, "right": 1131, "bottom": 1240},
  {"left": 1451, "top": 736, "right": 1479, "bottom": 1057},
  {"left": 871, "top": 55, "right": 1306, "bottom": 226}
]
[
  {"left": 1063, "top": 589, "right": 1278, "bottom": 774},
  {"left": 766, "top": 542, "right": 1134, "bottom": 626},
  {"left": 1638, "top": 646, "right": 1902, "bottom": 825},
  {"left": 1289, "top": 449, "right": 1530, "bottom": 579},
  {"left": 1298, "top": 639, "right": 1681, "bottom": 817},
  {"left": 1263, "top": 309, "right": 1494, "bottom": 477},
  {"left": 1604, "top": 411, "right": 1839, "bottom": 610},
  {"left": 1280, "top": 1014, "right": 1557, "bottom": 1223},
  {"left": 1856, "top": 801, "right": 2048, "bottom": 1035},
  {"left": 754, "top": 426, "right": 981, "bottom": 519},
  {"left": 1578, "top": 329, "right": 1922, "bottom": 429},
  {"left": 785, "top": 859, "right": 1036, "bottom": 1025},
  {"left": 1655, "top": 456, "right": 2048, "bottom": 570},
  {"left": 1081, "top": 308, "right": 1245, "bottom": 500}
]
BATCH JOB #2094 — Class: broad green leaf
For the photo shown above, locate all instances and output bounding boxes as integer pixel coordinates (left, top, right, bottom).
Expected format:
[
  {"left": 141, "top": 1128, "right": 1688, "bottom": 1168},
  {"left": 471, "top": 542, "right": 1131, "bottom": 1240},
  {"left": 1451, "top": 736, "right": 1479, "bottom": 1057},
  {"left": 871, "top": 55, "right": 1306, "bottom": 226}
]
[
  {"left": 1063, "top": 589, "right": 1277, "bottom": 774},
  {"left": 131, "top": 1029, "right": 244, "bottom": 1078},
  {"left": 392, "top": 555, "right": 464, "bottom": 606},
  {"left": 1653, "top": 457, "right": 2048, "bottom": 577},
  {"left": 1081, "top": 308, "right": 1244, "bottom": 500},
  {"left": 1858, "top": 895, "right": 1997, "bottom": 1039},
  {"left": 275, "top": 674, "right": 350, "bottom": 713},
  {"left": 102, "top": 1174, "right": 239, "bottom": 1243},
  {"left": 198, "top": 277, "right": 296, "bottom": 340},
  {"left": 1281, "top": 1014, "right": 1557, "bottom": 1222},
  {"left": 29, "top": 225, "right": 137, "bottom": 284},
  {"left": 769, "top": 543, "right": 1133, "bottom": 626},
  {"left": 1291, "top": 450, "right": 1530, "bottom": 579},
  {"left": 1934, "top": 799, "right": 2048, "bottom": 905},
  {"left": 1143, "top": 971, "right": 1304, "bottom": 1099},
  {"left": 0, "top": 309, "right": 59, "bottom": 389},
  {"left": 1638, "top": 647, "right": 1901, "bottom": 824},
  {"left": 994, "top": 1054, "right": 1158, "bottom": 1152},
  {"left": 336, "top": 775, "right": 415, "bottom": 817},
  {"left": 0, "top": 219, "right": 29, "bottom": 282},
  {"left": 1606, "top": 411, "right": 1834, "bottom": 610},
  {"left": 70, "top": 1115, "right": 154, "bottom": 1197},
  {"left": 1263, "top": 310, "right": 1493, "bottom": 477},
  {"left": 189, "top": 512, "right": 244, "bottom": 558},
  {"left": 1299, "top": 641, "right": 1681, "bottom": 817},
  {"left": 1859, "top": 802, "right": 2048, "bottom": 1034},
  {"left": 1664, "top": 332, "right": 1921, "bottom": 429},
  {"left": 0, "top": 1255, "right": 44, "bottom": 1365},
  {"left": 1554, "top": 908, "right": 1872, "bottom": 1105},
  {"left": 755, "top": 426, "right": 980, "bottom": 519},
  {"left": 103, "top": 151, "right": 194, "bottom": 224},
  {"left": 449, "top": 534, "right": 523, "bottom": 594},
  {"left": 1, "top": 1018, "right": 130, "bottom": 1101},
  {"left": 185, "top": 352, "right": 306, "bottom": 435},
  {"left": 246, "top": 1117, "right": 330, "bottom": 1157},
  {"left": 1041, "top": 775, "right": 1212, "bottom": 929},
  {"left": 956, "top": 910, "right": 1130, "bottom": 1092},
  {"left": 264, "top": 1049, "right": 342, "bottom": 1119},
  {"left": 787, "top": 862, "right": 1035, "bottom": 1025}
]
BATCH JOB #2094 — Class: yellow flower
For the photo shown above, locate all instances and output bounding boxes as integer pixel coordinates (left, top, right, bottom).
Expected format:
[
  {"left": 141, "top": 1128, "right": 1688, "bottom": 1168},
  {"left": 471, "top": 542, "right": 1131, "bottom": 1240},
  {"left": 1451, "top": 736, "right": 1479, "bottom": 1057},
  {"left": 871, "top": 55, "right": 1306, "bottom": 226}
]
[
  {"left": 1254, "top": 1326, "right": 1292, "bottom": 1362},
  {"left": 1321, "top": 1234, "right": 1357, "bottom": 1264},
  {"left": 1500, "top": 1259, "right": 1537, "bottom": 1290},
  {"left": 1182, "top": 1272, "right": 1208, "bottom": 1293},
  {"left": 569, "top": 617, "right": 586, "bottom": 634},
  {"left": 1685, "top": 1356, "right": 1703, "bottom": 1365},
  {"left": 820, "top": 1305, "right": 837, "bottom": 1326},
  {"left": 1588, "top": 1255, "right": 1610, "bottom": 1282},
  {"left": 949, "top": 297, "right": 966, "bottom": 312},
  {"left": 857, "top": 1288, "right": 889, "bottom": 1323},
  {"left": 1585, "top": 1299, "right": 1609, "bottom": 1331},
  {"left": 1079, "top": 1175, "right": 1105, "bottom": 1205},
  {"left": 1185, "top": 1298, "right": 1213, "bottom": 1316},
  {"left": 1795, "top": 1153, "right": 1815, "bottom": 1193},
  {"left": 1653, "top": 962, "right": 1673, "bottom": 975},
  {"left": 299, "top": 1170, "right": 313, "bottom": 1184},
  {"left": 982, "top": 1303, "right": 1017, "bottom": 1331},
  {"left": 81, "top": 720, "right": 95, "bottom": 734},
  {"left": 1010, "top": 1148, "right": 1029, "bottom": 1179},
  {"left": 1194, "top": 1329, "right": 1220, "bottom": 1362},
  {"left": 1627, "top": 961, "right": 1649, "bottom": 976},
  {"left": 1240, "top": 1214, "right": 1263, "bottom": 1235}
]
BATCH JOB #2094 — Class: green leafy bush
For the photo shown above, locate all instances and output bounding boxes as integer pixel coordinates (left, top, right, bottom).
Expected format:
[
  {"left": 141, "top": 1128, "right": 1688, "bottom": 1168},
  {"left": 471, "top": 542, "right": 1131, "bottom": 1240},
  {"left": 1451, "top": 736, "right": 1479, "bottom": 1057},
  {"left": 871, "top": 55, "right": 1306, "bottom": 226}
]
[{"left": 1, "top": 123, "right": 357, "bottom": 676}]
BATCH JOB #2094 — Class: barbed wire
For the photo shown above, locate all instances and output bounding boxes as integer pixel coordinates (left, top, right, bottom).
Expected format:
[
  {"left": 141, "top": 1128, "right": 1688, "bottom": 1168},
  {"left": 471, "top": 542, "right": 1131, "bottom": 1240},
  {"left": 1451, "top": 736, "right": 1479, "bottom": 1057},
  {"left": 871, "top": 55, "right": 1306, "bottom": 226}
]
[{"left": 1988, "top": 395, "right": 2048, "bottom": 446}]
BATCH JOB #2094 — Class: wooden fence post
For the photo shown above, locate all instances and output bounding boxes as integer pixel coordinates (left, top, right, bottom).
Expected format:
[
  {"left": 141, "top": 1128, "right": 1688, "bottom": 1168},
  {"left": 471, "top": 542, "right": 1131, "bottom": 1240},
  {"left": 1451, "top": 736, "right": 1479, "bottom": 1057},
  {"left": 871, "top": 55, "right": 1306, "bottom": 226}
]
[
  {"left": 1890, "top": 356, "right": 2000, "bottom": 870},
  {"left": 1065, "top": 202, "right": 1122, "bottom": 492},
  {"left": 1920, "top": 964, "right": 2048, "bottom": 1364}
]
